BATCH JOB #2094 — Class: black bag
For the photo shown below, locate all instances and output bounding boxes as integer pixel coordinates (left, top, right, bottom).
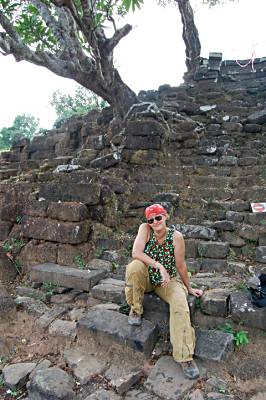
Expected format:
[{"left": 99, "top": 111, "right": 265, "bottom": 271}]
[{"left": 249, "top": 273, "right": 266, "bottom": 308}]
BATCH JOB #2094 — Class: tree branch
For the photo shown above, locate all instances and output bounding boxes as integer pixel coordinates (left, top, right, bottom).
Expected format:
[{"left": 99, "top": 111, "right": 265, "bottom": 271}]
[{"left": 107, "top": 24, "right": 132, "bottom": 53}]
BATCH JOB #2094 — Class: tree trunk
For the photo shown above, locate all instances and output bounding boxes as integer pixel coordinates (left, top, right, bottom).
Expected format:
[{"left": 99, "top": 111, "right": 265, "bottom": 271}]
[{"left": 175, "top": 0, "right": 201, "bottom": 77}]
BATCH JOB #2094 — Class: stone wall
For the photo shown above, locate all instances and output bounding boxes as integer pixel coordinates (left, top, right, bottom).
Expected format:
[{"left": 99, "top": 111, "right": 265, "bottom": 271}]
[{"left": 0, "top": 52, "right": 266, "bottom": 274}]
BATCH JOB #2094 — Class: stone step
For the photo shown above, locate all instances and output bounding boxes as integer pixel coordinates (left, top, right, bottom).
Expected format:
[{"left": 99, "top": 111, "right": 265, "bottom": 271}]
[
  {"left": 30, "top": 263, "right": 107, "bottom": 291},
  {"left": 194, "top": 328, "right": 234, "bottom": 361},
  {"left": 91, "top": 278, "right": 125, "bottom": 304},
  {"left": 77, "top": 309, "right": 158, "bottom": 356}
]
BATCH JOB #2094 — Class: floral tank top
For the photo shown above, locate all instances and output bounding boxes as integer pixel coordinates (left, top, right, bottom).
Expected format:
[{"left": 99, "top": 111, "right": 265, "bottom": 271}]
[{"left": 144, "top": 227, "right": 177, "bottom": 285}]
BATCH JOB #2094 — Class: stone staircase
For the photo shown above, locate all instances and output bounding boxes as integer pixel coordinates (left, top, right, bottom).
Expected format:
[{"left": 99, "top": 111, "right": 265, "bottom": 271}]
[{"left": 1, "top": 58, "right": 266, "bottom": 399}]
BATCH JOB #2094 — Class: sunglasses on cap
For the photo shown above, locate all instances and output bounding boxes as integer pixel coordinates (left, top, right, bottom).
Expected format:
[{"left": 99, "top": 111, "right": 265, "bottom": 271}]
[{"left": 147, "top": 215, "right": 163, "bottom": 224}]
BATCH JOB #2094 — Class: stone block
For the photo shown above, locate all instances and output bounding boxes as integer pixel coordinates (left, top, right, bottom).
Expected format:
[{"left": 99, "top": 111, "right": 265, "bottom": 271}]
[
  {"left": 49, "top": 319, "right": 77, "bottom": 338},
  {"left": 19, "top": 240, "right": 58, "bottom": 269},
  {"left": 38, "top": 183, "right": 101, "bottom": 205},
  {"left": 222, "top": 232, "right": 246, "bottom": 248},
  {"left": 86, "top": 258, "right": 113, "bottom": 272},
  {"left": 239, "top": 226, "right": 259, "bottom": 241},
  {"left": 84, "top": 389, "right": 121, "bottom": 400},
  {"left": 256, "top": 246, "right": 266, "bottom": 263},
  {"left": 22, "top": 216, "right": 90, "bottom": 244},
  {"left": 91, "top": 278, "right": 125, "bottom": 304},
  {"left": 226, "top": 211, "right": 244, "bottom": 222},
  {"left": 218, "top": 156, "right": 238, "bottom": 166},
  {"left": 0, "top": 203, "right": 23, "bottom": 222},
  {"left": 27, "top": 367, "right": 75, "bottom": 400},
  {"left": 201, "top": 259, "right": 227, "bottom": 272},
  {"left": 57, "top": 243, "right": 92, "bottom": 266},
  {"left": 198, "top": 242, "right": 229, "bottom": 259},
  {"left": 90, "top": 153, "right": 119, "bottom": 169},
  {"left": 144, "top": 356, "right": 196, "bottom": 400},
  {"left": 125, "top": 120, "right": 165, "bottom": 137},
  {"left": 230, "top": 291, "right": 266, "bottom": 330},
  {"left": 175, "top": 224, "right": 217, "bottom": 240},
  {"left": 64, "top": 349, "right": 107, "bottom": 385},
  {"left": 16, "top": 286, "right": 49, "bottom": 302},
  {"left": 47, "top": 202, "right": 89, "bottom": 222},
  {"left": 194, "top": 328, "right": 234, "bottom": 361},
  {"left": 0, "top": 249, "right": 18, "bottom": 282},
  {"left": 15, "top": 296, "right": 49, "bottom": 316},
  {"left": 105, "top": 364, "right": 143, "bottom": 395},
  {"left": 24, "top": 200, "right": 49, "bottom": 217},
  {"left": 244, "top": 124, "right": 262, "bottom": 133},
  {"left": 124, "top": 135, "right": 161, "bottom": 150},
  {"left": 36, "top": 305, "right": 70, "bottom": 329},
  {"left": 213, "top": 220, "right": 235, "bottom": 231},
  {"left": 0, "top": 284, "right": 16, "bottom": 320},
  {"left": 201, "top": 289, "right": 230, "bottom": 317},
  {"left": 247, "top": 109, "right": 266, "bottom": 124},
  {"left": 3, "top": 362, "right": 36, "bottom": 389},
  {"left": 30, "top": 263, "right": 106, "bottom": 291},
  {"left": 0, "top": 221, "right": 13, "bottom": 240},
  {"left": 77, "top": 309, "right": 158, "bottom": 356}
]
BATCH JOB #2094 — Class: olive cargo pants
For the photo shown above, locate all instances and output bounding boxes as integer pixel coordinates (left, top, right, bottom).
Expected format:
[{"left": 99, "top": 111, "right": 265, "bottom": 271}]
[{"left": 125, "top": 259, "right": 195, "bottom": 362}]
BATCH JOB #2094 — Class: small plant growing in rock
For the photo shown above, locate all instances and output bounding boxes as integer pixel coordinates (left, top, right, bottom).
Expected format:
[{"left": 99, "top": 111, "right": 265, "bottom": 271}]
[
  {"left": 0, "top": 377, "right": 4, "bottom": 387},
  {"left": 15, "top": 215, "right": 23, "bottom": 224},
  {"left": 94, "top": 246, "right": 106, "bottom": 258},
  {"left": 42, "top": 282, "right": 58, "bottom": 296},
  {"left": 218, "top": 323, "right": 249, "bottom": 348},
  {"left": 2, "top": 237, "right": 25, "bottom": 253},
  {"left": 236, "top": 281, "right": 248, "bottom": 291},
  {"left": 74, "top": 254, "right": 85, "bottom": 270}
]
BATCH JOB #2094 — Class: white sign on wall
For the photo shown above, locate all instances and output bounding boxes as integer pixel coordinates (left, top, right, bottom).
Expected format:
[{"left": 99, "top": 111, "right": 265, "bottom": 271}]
[{"left": 251, "top": 203, "right": 266, "bottom": 213}]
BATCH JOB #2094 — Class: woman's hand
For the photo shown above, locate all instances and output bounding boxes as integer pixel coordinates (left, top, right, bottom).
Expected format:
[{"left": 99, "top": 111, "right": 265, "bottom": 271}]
[
  {"left": 159, "top": 266, "right": 170, "bottom": 288},
  {"left": 188, "top": 287, "right": 203, "bottom": 297}
]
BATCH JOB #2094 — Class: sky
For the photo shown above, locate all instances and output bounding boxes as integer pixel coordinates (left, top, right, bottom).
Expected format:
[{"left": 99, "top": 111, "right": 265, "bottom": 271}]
[{"left": 0, "top": 0, "right": 266, "bottom": 130}]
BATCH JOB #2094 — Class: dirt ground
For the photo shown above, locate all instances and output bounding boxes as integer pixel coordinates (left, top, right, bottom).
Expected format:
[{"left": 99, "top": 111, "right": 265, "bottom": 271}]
[{"left": 1, "top": 308, "right": 266, "bottom": 400}]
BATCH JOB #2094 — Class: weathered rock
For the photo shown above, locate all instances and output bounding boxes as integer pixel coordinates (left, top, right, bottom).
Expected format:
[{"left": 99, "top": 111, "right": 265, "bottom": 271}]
[
  {"left": 198, "top": 242, "right": 229, "bottom": 259},
  {"left": 48, "top": 319, "right": 77, "bottom": 338},
  {"left": 3, "top": 362, "right": 36, "bottom": 389},
  {"left": 15, "top": 296, "right": 49, "bottom": 316},
  {"left": 212, "top": 221, "right": 235, "bottom": 231},
  {"left": 218, "top": 156, "right": 237, "bottom": 166},
  {"left": 247, "top": 109, "right": 266, "bottom": 124},
  {"left": 47, "top": 202, "right": 89, "bottom": 222},
  {"left": 244, "top": 123, "right": 262, "bottom": 133},
  {"left": 194, "top": 329, "right": 234, "bottom": 361},
  {"left": 29, "top": 359, "right": 52, "bottom": 379},
  {"left": 145, "top": 356, "right": 196, "bottom": 400},
  {"left": 22, "top": 216, "right": 91, "bottom": 244},
  {"left": 16, "top": 286, "right": 49, "bottom": 302},
  {"left": 38, "top": 182, "right": 101, "bottom": 204},
  {"left": 207, "top": 394, "right": 234, "bottom": 400},
  {"left": 175, "top": 224, "right": 217, "bottom": 240},
  {"left": 19, "top": 240, "right": 58, "bottom": 269},
  {"left": 30, "top": 263, "right": 106, "bottom": 291},
  {"left": 24, "top": 200, "right": 49, "bottom": 217},
  {"left": 0, "top": 221, "right": 13, "bottom": 240},
  {"left": 91, "top": 153, "right": 120, "bottom": 169},
  {"left": 230, "top": 291, "right": 266, "bottom": 330},
  {"left": 0, "top": 249, "right": 17, "bottom": 282},
  {"left": 64, "top": 348, "right": 107, "bottom": 384},
  {"left": 105, "top": 364, "right": 143, "bottom": 395},
  {"left": 201, "top": 289, "right": 230, "bottom": 317},
  {"left": 124, "top": 390, "right": 160, "bottom": 399},
  {"left": 201, "top": 259, "right": 227, "bottom": 272},
  {"left": 239, "top": 226, "right": 259, "bottom": 241},
  {"left": 0, "top": 283, "right": 16, "bottom": 319},
  {"left": 256, "top": 247, "right": 266, "bottom": 263},
  {"left": 86, "top": 258, "right": 113, "bottom": 272},
  {"left": 84, "top": 389, "right": 121, "bottom": 400},
  {"left": 50, "top": 289, "right": 82, "bottom": 304},
  {"left": 27, "top": 367, "right": 75, "bottom": 400},
  {"left": 77, "top": 309, "right": 158, "bottom": 356},
  {"left": 124, "top": 135, "right": 161, "bottom": 150},
  {"left": 91, "top": 278, "right": 125, "bottom": 304}
]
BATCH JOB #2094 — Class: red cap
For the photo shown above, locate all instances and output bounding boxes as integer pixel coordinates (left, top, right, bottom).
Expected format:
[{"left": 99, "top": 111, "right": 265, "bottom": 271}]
[{"left": 145, "top": 204, "right": 167, "bottom": 219}]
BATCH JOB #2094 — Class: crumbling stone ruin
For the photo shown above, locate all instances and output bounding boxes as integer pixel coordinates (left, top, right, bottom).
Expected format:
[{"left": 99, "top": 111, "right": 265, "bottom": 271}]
[{"left": 0, "top": 53, "right": 266, "bottom": 399}]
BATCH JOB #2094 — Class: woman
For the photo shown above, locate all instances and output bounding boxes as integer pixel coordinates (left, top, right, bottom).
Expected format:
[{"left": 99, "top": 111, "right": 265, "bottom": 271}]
[{"left": 125, "top": 204, "right": 203, "bottom": 380}]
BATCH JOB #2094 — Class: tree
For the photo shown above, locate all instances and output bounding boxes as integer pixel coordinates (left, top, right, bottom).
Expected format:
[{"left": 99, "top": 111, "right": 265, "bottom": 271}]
[
  {"left": 51, "top": 85, "right": 108, "bottom": 126},
  {"left": 0, "top": 0, "right": 143, "bottom": 119},
  {"left": 0, "top": 114, "right": 40, "bottom": 149}
]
